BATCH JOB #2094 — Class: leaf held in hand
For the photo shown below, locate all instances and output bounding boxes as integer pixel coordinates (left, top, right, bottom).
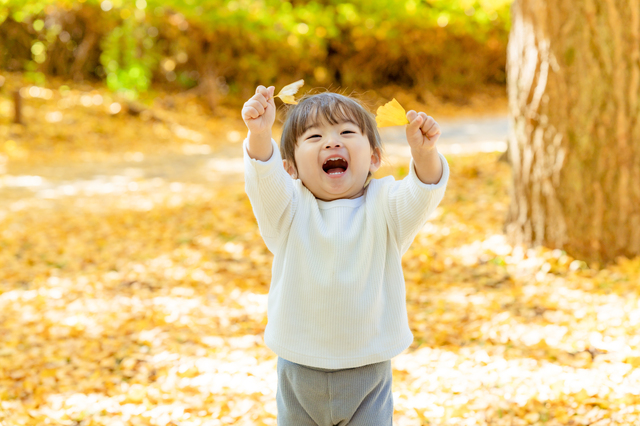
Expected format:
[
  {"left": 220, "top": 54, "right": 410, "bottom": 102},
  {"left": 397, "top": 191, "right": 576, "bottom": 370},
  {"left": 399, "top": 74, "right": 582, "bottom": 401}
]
[
  {"left": 376, "top": 98, "right": 409, "bottom": 127},
  {"left": 274, "top": 79, "right": 304, "bottom": 105}
]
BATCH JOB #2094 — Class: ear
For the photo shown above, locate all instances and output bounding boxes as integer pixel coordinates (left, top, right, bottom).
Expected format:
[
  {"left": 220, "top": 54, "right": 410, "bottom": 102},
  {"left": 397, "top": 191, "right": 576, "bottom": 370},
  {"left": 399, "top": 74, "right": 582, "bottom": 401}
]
[
  {"left": 369, "top": 147, "right": 382, "bottom": 173},
  {"left": 283, "top": 159, "right": 298, "bottom": 179}
]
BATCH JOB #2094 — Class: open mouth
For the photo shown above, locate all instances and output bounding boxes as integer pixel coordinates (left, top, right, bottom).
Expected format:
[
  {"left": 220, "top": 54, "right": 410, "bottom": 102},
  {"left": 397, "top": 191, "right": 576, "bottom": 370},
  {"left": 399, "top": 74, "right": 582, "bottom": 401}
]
[{"left": 322, "top": 157, "right": 349, "bottom": 175}]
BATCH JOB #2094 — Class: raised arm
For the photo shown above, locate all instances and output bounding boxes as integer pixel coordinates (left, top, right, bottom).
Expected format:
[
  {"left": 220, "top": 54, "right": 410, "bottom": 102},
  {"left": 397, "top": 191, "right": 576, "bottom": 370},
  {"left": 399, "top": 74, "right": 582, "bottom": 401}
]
[
  {"left": 385, "top": 110, "right": 449, "bottom": 254},
  {"left": 242, "top": 85, "right": 276, "bottom": 161},
  {"left": 405, "top": 110, "right": 443, "bottom": 185},
  {"left": 241, "top": 85, "right": 296, "bottom": 248}
]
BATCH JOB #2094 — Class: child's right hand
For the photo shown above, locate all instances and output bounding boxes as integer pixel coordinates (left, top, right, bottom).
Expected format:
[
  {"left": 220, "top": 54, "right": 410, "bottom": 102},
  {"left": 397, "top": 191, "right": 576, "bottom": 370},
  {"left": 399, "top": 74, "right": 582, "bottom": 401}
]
[{"left": 242, "top": 85, "right": 276, "bottom": 135}]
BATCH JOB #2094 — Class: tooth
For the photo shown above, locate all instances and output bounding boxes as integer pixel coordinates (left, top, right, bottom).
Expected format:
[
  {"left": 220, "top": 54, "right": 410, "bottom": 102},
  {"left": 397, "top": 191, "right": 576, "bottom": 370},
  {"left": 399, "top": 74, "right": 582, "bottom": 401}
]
[{"left": 324, "top": 157, "right": 343, "bottom": 164}]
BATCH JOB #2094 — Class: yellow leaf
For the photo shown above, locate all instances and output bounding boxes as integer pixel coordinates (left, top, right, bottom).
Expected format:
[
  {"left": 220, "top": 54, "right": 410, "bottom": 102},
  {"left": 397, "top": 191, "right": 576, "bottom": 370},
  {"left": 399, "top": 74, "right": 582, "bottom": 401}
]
[
  {"left": 274, "top": 79, "right": 304, "bottom": 104},
  {"left": 376, "top": 98, "right": 409, "bottom": 127},
  {"left": 277, "top": 95, "right": 298, "bottom": 105}
]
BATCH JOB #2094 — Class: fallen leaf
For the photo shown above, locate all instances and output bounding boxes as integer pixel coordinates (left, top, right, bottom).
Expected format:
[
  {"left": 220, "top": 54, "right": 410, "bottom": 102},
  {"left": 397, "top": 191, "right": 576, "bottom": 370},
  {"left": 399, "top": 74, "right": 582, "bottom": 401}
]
[
  {"left": 4, "top": 72, "right": 640, "bottom": 426},
  {"left": 273, "top": 79, "right": 304, "bottom": 104},
  {"left": 376, "top": 98, "right": 409, "bottom": 127}
]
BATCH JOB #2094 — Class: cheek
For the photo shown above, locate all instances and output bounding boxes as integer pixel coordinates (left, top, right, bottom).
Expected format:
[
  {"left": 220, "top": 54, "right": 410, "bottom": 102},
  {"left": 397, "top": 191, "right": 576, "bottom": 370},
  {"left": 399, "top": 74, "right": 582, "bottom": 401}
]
[
  {"left": 294, "top": 148, "right": 315, "bottom": 178},
  {"left": 297, "top": 146, "right": 317, "bottom": 165},
  {"left": 355, "top": 147, "right": 374, "bottom": 167}
]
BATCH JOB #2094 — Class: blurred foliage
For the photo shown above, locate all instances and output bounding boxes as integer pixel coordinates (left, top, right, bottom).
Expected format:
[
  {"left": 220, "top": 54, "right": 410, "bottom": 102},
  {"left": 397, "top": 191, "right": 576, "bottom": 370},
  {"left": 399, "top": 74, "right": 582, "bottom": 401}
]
[
  {"left": 2, "top": 105, "right": 640, "bottom": 423},
  {"left": 100, "top": 18, "right": 158, "bottom": 97},
  {"left": 0, "top": 0, "right": 510, "bottom": 106}
]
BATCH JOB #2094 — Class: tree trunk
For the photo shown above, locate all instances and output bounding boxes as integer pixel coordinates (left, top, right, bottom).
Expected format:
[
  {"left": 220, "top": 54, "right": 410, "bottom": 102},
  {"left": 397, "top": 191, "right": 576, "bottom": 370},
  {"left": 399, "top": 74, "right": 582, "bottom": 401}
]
[
  {"left": 192, "top": 39, "right": 221, "bottom": 113},
  {"left": 200, "top": 63, "right": 220, "bottom": 113},
  {"left": 506, "top": 0, "right": 640, "bottom": 264},
  {"left": 70, "top": 31, "right": 97, "bottom": 81},
  {"left": 13, "top": 90, "right": 22, "bottom": 125}
]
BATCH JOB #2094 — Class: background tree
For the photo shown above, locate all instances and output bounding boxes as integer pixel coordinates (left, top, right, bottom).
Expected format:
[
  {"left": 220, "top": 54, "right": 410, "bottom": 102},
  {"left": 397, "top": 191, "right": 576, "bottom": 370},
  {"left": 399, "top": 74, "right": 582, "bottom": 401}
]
[
  {"left": 506, "top": 0, "right": 640, "bottom": 264},
  {"left": 0, "top": 0, "right": 510, "bottom": 107}
]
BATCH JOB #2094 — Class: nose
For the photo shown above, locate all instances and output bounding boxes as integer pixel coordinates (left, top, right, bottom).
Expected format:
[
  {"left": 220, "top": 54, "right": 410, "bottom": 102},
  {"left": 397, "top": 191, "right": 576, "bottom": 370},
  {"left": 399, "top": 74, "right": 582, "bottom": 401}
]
[{"left": 324, "top": 137, "right": 342, "bottom": 149}]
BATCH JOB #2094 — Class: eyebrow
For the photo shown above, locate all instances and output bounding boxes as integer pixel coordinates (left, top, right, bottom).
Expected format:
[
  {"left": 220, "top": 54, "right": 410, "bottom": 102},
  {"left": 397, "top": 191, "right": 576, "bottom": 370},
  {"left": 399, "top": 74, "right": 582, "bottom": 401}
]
[
  {"left": 301, "top": 120, "right": 359, "bottom": 136},
  {"left": 301, "top": 122, "right": 321, "bottom": 135}
]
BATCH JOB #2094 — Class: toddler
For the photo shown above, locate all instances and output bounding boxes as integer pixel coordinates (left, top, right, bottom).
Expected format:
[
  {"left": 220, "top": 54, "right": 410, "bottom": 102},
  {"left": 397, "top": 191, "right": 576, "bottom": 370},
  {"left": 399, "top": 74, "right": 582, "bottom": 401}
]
[{"left": 241, "top": 85, "right": 450, "bottom": 425}]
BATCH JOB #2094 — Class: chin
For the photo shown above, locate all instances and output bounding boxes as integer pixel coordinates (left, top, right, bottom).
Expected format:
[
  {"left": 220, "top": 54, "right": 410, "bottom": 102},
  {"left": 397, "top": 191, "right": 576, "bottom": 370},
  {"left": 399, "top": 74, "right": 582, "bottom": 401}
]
[{"left": 303, "top": 173, "right": 366, "bottom": 200}]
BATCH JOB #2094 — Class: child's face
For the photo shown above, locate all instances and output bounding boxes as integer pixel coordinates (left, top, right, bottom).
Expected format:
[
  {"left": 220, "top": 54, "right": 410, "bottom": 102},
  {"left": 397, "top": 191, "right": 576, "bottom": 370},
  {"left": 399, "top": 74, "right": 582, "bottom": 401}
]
[{"left": 284, "top": 119, "right": 381, "bottom": 201}]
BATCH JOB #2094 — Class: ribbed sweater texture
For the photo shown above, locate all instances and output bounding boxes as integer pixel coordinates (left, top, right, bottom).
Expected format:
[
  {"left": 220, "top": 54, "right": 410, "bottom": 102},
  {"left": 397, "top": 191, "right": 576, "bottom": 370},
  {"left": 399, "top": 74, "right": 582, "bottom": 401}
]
[{"left": 243, "top": 138, "right": 450, "bottom": 369}]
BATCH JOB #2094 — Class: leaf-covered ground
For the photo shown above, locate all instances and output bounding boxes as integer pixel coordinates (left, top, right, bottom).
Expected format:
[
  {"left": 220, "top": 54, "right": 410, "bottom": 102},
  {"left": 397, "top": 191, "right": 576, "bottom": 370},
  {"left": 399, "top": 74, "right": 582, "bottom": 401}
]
[{"left": 1, "top": 75, "right": 640, "bottom": 425}]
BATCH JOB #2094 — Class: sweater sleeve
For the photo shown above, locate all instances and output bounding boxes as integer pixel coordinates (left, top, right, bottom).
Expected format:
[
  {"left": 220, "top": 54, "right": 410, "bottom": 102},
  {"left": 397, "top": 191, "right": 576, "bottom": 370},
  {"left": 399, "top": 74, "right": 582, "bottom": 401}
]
[
  {"left": 243, "top": 136, "right": 296, "bottom": 251},
  {"left": 386, "top": 152, "right": 450, "bottom": 254}
]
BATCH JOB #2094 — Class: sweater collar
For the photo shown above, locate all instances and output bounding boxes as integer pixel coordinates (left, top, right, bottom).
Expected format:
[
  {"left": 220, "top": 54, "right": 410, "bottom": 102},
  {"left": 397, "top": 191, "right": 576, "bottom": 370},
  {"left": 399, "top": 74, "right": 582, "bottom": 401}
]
[{"left": 316, "top": 195, "right": 365, "bottom": 209}]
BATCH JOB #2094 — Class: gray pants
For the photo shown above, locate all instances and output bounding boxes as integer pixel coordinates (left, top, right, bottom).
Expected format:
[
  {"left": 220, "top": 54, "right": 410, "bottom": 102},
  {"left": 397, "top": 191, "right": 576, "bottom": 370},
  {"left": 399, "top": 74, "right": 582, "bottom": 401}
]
[{"left": 276, "top": 357, "right": 394, "bottom": 426}]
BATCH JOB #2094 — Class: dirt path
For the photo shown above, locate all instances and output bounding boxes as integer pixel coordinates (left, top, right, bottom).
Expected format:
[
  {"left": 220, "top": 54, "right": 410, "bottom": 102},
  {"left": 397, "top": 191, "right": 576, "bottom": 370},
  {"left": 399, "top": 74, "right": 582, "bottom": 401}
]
[{"left": 0, "top": 115, "right": 508, "bottom": 213}]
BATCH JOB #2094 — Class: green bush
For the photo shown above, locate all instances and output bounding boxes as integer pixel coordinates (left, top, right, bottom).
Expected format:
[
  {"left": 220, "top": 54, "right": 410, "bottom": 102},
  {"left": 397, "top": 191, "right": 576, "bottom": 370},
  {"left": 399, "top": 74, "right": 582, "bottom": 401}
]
[{"left": 0, "top": 0, "right": 511, "bottom": 107}]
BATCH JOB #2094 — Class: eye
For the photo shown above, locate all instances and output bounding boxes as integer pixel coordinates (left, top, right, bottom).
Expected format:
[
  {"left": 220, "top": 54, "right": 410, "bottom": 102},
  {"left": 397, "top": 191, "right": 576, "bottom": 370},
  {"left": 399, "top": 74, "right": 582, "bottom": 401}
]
[
  {"left": 306, "top": 134, "right": 322, "bottom": 140},
  {"left": 341, "top": 130, "right": 356, "bottom": 135}
]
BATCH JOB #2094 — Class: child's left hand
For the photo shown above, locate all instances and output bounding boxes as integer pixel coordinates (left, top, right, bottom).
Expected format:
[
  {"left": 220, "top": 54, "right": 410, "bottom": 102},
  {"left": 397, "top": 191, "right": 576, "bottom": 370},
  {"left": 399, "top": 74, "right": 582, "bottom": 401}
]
[{"left": 405, "top": 110, "right": 441, "bottom": 156}]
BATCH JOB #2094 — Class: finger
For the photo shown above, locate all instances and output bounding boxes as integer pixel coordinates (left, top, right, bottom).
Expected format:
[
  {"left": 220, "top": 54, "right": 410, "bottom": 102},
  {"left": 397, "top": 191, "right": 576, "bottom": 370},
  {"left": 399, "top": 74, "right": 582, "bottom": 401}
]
[
  {"left": 406, "top": 111, "right": 423, "bottom": 133},
  {"left": 417, "top": 113, "right": 435, "bottom": 133},
  {"left": 246, "top": 99, "right": 265, "bottom": 115},
  {"left": 426, "top": 122, "right": 441, "bottom": 139},
  {"left": 253, "top": 86, "right": 271, "bottom": 107},
  {"left": 256, "top": 85, "right": 270, "bottom": 100},
  {"left": 406, "top": 110, "right": 418, "bottom": 122},
  {"left": 421, "top": 118, "right": 438, "bottom": 138},
  {"left": 417, "top": 112, "right": 429, "bottom": 130},
  {"left": 417, "top": 113, "right": 433, "bottom": 133},
  {"left": 268, "top": 86, "right": 276, "bottom": 104},
  {"left": 250, "top": 92, "right": 269, "bottom": 110},
  {"left": 242, "top": 106, "right": 259, "bottom": 120}
]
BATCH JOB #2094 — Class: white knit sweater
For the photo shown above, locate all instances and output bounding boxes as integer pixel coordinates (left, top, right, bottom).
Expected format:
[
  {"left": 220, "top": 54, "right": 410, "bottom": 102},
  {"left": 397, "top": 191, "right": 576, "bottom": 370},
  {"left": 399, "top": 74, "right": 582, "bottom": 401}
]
[{"left": 243, "top": 138, "right": 450, "bottom": 369}]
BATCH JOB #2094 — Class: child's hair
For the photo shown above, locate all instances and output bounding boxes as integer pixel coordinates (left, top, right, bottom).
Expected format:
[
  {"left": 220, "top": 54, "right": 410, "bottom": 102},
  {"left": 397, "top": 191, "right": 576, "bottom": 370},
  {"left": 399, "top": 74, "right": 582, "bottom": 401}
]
[{"left": 279, "top": 92, "right": 384, "bottom": 171}]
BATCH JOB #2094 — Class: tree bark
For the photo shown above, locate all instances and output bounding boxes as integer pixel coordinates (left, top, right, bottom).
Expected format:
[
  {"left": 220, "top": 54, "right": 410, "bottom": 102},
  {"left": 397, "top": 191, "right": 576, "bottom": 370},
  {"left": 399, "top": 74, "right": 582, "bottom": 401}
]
[
  {"left": 200, "top": 63, "right": 220, "bottom": 113},
  {"left": 13, "top": 90, "right": 22, "bottom": 125},
  {"left": 70, "top": 30, "right": 97, "bottom": 81},
  {"left": 506, "top": 0, "right": 640, "bottom": 263}
]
